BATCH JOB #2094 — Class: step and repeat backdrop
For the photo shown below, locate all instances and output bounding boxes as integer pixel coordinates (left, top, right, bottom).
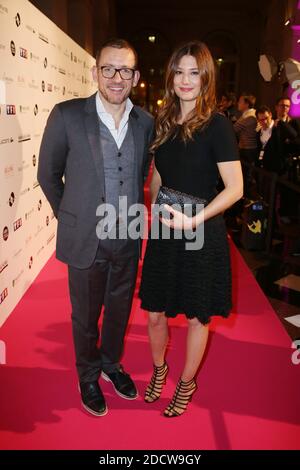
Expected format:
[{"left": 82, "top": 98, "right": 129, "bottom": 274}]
[{"left": 0, "top": 0, "right": 97, "bottom": 326}]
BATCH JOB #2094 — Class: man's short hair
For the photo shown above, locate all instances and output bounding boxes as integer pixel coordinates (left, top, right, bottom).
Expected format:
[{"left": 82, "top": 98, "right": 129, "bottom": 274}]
[
  {"left": 276, "top": 96, "right": 291, "bottom": 105},
  {"left": 222, "top": 92, "right": 237, "bottom": 105},
  {"left": 240, "top": 93, "right": 256, "bottom": 108},
  {"left": 96, "top": 38, "right": 138, "bottom": 68},
  {"left": 256, "top": 105, "right": 272, "bottom": 117}
]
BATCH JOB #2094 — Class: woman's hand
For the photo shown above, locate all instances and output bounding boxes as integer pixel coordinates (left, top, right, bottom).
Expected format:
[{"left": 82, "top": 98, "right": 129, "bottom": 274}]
[{"left": 160, "top": 205, "right": 195, "bottom": 230}]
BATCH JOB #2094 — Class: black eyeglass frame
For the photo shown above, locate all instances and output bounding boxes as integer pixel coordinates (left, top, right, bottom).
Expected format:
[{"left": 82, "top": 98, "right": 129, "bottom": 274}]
[{"left": 98, "top": 66, "right": 136, "bottom": 80}]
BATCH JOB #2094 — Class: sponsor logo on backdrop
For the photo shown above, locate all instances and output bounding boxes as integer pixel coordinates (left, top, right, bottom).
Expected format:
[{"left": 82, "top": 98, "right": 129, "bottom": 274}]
[
  {"left": 38, "top": 200, "right": 42, "bottom": 211},
  {"left": 12, "top": 269, "right": 24, "bottom": 287},
  {"left": 30, "top": 52, "right": 39, "bottom": 62},
  {"left": 62, "top": 86, "right": 66, "bottom": 95},
  {"left": 3, "top": 226, "right": 9, "bottom": 241},
  {"left": 0, "top": 4, "right": 8, "bottom": 14},
  {"left": 47, "top": 83, "right": 53, "bottom": 92},
  {"left": 73, "top": 92, "right": 79, "bottom": 97},
  {"left": 28, "top": 256, "right": 33, "bottom": 269},
  {"left": 13, "top": 218, "right": 22, "bottom": 232},
  {"left": 8, "top": 192, "right": 15, "bottom": 207},
  {"left": 2, "top": 73, "right": 14, "bottom": 84},
  {"left": 10, "top": 40, "right": 16, "bottom": 56},
  {"left": 0, "top": 260, "right": 8, "bottom": 274},
  {"left": 4, "top": 165, "right": 14, "bottom": 177},
  {"left": 0, "top": 288, "right": 8, "bottom": 305},
  {"left": 29, "top": 80, "right": 38, "bottom": 89},
  {"left": 13, "top": 248, "right": 22, "bottom": 258},
  {"left": 34, "top": 225, "right": 43, "bottom": 237},
  {"left": 19, "top": 47, "right": 28, "bottom": 59},
  {"left": 37, "top": 246, "right": 44, "bottom": 256},
  {"left": 17, "top": 75, "right": 25, "bottom": 85},
  {"left": 41, "top": 80, "right": 45, "bottom": 92},
  {"left": 39, "top": 33, "right": 49, "bottom": 44},
  {"left": 33, "top": 181, "right": 40, "bottom": 189},
  {"left": 15, "top": 13, "right": 20, "bottom": 27},
  {"left": 6, "top": 105, "right": 16, "bottom": 115},
  {"left": 0, "top": 137, "right": 14, "bottom": 145},
  {"left": 46, "top": 216, "right": 49, "bottom": 226},
  {"left": 20, "top": 187, "right": 30, "bottom": 196},
  {"left": 19, "top": 105, "right": 30, "bottom": 113},
  {"left": 34, "top": 104, "right": 38, "bottom": 115},
  {"left": 18, "top": 160, "right": 30, "bottom": 171},
  {"left": 25, "top": 208, "right": 34, "bottom": 220},
  {"left": 18, "top": 134, "right": 31, "bottom": 143},
  {"left": 59, "top": 67, "right": 66, "bottom": 75},
  {"left": 64, "top": 49, "right": 70, "bottom": 59},
  {"left": 47, "top": 233, "right": 55, "bottom": 245},
  {"left": 26, "top": 24, "right": 36, "bottom": 34},
  {"left": 32, "top": 155, "right": 36, "bottom": 166},
  {"left": 43, "top": 57, "right": 47, "bottom": 68}
]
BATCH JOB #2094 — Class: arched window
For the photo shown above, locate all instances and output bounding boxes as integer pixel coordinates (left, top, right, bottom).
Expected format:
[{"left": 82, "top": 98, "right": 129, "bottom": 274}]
[
  {"left": 129, "top": 29, "right": 170, "bottom": 113},
  {"left": 203, "top": 30, "right": 239, "bottom": 97}
]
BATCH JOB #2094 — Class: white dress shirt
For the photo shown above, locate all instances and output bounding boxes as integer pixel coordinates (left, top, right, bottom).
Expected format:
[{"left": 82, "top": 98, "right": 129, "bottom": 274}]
[
  {"left": 95, "top": 91, "right": 133, "bottom": 149},
  {"left": 260, "top": 120, "right": 274, "bottom": 148}
]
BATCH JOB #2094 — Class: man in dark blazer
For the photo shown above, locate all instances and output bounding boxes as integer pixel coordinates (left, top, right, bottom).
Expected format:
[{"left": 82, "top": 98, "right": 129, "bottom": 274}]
[
  {"left": 38, "top": 38, "right": 154, "bottom": 416},
  {"left": 256, "top": 103, "right": 300, "bottom": 174}
]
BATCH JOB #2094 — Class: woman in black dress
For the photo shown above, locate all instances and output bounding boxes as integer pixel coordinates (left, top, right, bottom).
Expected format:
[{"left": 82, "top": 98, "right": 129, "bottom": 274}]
[{"left": 139, "top": 41, "right": 243, "bottom": 417}]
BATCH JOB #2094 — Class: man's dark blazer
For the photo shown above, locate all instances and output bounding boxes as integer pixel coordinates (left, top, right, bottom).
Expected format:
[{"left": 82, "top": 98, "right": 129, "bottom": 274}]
[
  {"left": 256, "top": 118, "right": 300, "bottom": 174},
  {"left": 38, "top": 92, "right": 154, "bottom": 269}
]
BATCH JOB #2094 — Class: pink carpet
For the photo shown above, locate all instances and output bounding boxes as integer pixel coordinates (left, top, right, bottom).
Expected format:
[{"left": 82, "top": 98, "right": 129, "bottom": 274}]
[{"left": 0, "top": 240, "right": 300, "bottom": 450}]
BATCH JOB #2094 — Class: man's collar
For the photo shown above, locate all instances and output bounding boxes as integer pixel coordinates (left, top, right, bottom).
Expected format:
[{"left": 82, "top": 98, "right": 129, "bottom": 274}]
[{"left": 96, "top": 91, "right": 133, "bottom": 117}]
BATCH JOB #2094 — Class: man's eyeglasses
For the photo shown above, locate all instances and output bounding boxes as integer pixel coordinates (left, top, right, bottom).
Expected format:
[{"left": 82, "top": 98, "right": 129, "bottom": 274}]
[{"left": 99, "top": 66, "right": 135, "bottom": 80}]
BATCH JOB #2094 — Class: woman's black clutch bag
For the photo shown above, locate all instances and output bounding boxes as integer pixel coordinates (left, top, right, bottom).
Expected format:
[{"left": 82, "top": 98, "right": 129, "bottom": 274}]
[{"left": 155, "top": 186, "right": 207, "bottom": 216}]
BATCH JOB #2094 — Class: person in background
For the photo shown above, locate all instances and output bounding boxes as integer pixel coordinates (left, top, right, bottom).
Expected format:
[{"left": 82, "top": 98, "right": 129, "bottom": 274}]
[
  {"left": 219, "top": 92, "right": 240, "bottom": 124},
  {"left": 274, "top": 97, "right": 300, "bottom": 223},
  {"left": 234, "top": 93, "right": 257, "bottom": 198}
]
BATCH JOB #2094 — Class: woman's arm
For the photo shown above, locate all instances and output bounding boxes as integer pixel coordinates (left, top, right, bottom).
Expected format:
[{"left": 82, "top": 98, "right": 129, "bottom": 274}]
[
  {"left": 150, "top": 162, "right": 162, "bottom": 203},
  {"left": 194, "top": 160, "right": 243, "bottom": 227},
  {"left": 161, "top": 160, "right": 243, "bottom": 230}
]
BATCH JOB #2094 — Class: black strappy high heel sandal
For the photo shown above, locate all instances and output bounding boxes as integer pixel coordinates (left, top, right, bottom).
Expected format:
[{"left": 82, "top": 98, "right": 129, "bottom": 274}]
[
  {"left": 164, "top": 377, "right": 197, "bottom": 417},
  {"left": 144, "top": 362, "right": 169, "bottom": 403}
]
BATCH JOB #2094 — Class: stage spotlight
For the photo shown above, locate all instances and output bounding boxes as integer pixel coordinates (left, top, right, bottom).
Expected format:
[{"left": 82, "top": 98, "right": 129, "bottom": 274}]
[
  {"left": 258, "top": 54, "right": 300, "bottom": 84},
  {"left": 284, "top": 58, "right": 300, "bottom": 83},
  {"left": 258, "top": 54, "right": 278, "bottom": 82}
]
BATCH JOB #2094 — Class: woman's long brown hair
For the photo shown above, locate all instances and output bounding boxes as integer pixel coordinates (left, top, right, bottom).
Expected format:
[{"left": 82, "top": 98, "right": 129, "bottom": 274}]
[{"left": 151, "top": 41, "right": 217, "bottom": 151}]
